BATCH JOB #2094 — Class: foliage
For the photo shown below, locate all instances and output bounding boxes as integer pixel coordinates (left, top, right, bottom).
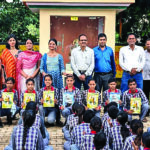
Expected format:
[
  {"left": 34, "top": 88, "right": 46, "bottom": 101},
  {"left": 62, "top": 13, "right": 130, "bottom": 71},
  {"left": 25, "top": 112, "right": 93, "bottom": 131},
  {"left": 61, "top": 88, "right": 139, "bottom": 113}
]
[
  {"left": 0, "top": 0, "right": 39, "bottom": 42},
  {"left": 116, "top": 0, "right": 150, "bottom": 44}
]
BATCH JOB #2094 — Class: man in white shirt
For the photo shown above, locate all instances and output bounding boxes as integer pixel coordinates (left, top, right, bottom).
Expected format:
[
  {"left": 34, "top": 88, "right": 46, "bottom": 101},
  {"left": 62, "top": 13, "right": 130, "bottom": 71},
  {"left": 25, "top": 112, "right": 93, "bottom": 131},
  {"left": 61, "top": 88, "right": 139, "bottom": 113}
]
[
  {"left": 143, "top": 39, "right": 150, "bottom": 100},
  {"left": 71, "top": 34, "right": 94, "bottom": 90},
  {"left": 119, "top": 33, "right": 145, "bottom": 92}
]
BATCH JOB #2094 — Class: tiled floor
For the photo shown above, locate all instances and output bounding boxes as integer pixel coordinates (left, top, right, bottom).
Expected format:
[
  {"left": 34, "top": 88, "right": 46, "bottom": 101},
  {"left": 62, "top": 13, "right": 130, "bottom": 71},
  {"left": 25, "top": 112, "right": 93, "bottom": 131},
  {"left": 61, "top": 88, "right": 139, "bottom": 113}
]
[{"left": 0, "top": 115, "right": 150, "bottom": 150}]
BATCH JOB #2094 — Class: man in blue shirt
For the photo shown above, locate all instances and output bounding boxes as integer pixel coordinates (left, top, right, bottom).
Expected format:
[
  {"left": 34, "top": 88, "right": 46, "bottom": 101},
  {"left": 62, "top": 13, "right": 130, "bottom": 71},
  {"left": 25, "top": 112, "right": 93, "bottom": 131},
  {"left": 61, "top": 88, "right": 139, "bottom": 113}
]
[{"left": 93, "top": 33, "right": 116, "bottom": 92}]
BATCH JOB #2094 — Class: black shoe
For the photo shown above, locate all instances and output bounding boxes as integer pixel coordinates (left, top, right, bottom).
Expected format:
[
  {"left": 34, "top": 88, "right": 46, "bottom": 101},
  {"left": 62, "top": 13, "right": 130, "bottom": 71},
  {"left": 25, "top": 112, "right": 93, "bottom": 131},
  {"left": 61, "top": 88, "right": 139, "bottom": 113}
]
[
  {"left": 56, "top": 120, "right": 64, "bottom": 127},
  {"left": 0, "top": 120, "right": 3, "bottom": 128}
]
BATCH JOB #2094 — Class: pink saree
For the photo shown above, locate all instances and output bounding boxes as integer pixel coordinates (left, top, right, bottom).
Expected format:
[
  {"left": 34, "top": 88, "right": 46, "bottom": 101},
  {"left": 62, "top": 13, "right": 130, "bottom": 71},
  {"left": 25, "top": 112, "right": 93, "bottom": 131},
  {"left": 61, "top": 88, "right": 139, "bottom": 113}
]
[{"left": 16, "top": 50, "right": 42, "bottom": 98}]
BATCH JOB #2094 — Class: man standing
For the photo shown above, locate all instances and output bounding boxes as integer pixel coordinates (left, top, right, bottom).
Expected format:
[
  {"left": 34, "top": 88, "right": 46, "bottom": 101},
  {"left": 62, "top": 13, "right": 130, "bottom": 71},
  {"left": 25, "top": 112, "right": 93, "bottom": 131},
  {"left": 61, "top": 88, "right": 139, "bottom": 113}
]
[
  {"left": 143, "top": 39, "right": 150, "bottom": 100},
  {"left": 71, "top": 34, "right": 94, "bottom": 90},
  {"left": 119, "top": 33, "right": 145, "bottom": 92},
  {"left": 93, "top": 33, "right": 116, "bottom": 92}
]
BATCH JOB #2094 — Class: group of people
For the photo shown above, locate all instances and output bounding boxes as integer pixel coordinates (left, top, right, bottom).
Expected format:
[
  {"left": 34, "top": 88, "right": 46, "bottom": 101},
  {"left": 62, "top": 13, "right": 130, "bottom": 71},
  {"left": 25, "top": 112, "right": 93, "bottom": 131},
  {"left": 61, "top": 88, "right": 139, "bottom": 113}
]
[{"left": 0, "top": 32, "right": 149, "bottom": 150}]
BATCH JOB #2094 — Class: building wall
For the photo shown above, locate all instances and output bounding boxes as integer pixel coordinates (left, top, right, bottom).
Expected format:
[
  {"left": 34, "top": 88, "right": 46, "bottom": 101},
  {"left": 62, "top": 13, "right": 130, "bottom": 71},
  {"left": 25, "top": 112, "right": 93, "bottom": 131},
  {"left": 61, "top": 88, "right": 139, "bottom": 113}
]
[
  {"left": 24, "top": 0, "right": 135, "bottom": 3},
  {"left": 39, "top": 9, "right": 116, "bottom": 54}
]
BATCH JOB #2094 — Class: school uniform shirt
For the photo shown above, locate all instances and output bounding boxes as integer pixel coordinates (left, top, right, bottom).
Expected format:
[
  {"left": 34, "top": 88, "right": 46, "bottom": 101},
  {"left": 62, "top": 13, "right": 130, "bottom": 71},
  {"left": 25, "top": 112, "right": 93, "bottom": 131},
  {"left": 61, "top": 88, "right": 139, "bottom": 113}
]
[
  {"left": 123, "top": 134, "right": 143, "bottom": 150},
  {"left": 81, "top": 89, "right": 101, "bottom": 107},
  {"left": 20, "top": 90, "right": 39, "bottom": 105},
  {"left": 38, "top": 86, "right": 59, "bottom": 105},
  {"left": 12, "top": 124, "right": 44, "bottom": 150},
  {"left": 103, "top": 89, "right": 122, "bottom": 106},
  {"left": 122, "top": 88, "right": 149, "bottom": 110},
  {"left": 0, "top": 88, "right": 18, "bottom": 107},
  {"left": 59, "top": 86, "right": 82, "bottom": 107},
  {"left": 67, "top": 114, "right": 79, "bottom": 133},
  {"left": 109, "top": 124, "right": 128, "bottom": 150},
  {"left": 103, "top": 119, "right": 118, "bottom": 150},
  {"left": 81, "top": 131, "right": 96, "bottom": 150},
  {"left": 71, "top": 123, "right": 91, "bottom": 147},
  {"left": 102, "top": 112, "right": 109, "bottom": 127}
]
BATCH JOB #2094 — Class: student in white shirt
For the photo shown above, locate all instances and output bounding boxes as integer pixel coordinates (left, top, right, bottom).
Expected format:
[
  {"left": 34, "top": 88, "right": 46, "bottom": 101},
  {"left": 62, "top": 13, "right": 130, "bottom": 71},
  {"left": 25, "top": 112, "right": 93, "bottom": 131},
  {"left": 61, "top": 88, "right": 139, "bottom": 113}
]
[{"left": 119, "top": 33, "right": 145, "bottom": 92}]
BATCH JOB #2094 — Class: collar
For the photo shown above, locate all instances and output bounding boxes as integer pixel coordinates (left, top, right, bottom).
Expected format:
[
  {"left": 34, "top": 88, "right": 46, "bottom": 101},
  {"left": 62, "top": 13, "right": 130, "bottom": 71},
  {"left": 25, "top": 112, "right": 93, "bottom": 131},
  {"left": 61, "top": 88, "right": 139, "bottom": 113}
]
[
  {"left": 98, "top": 45, "right": 107, "bottom": 51},
  {"left": 88, "top": 89, "right": 96, "bottom": 93},
  {"left": 65, "top": 86, "right": 75, "bottom": 90},
  {"left": 25, "top": 90, "right": 36, "bottom": 94},
  {"left": 144, "top": 148, "right": 150, "bottom": 150},
  {"left": 79, "top": 46, "right": 87, "bottom": 51},
  {"left": 128, "top": 45, "right": 137, "bottom": 50},
  {"left": 91, "top": 130, "right": 97, "bottom": 134},
  {"left": 44, "top": 86, "right": 54, "bottom": 91},
  {"left": 3, "top": 88, "right": 16, "bottom": 93},
  {"left": 81, "top": 121, "right": 85, "bottom": 124},
  {"left": 108, "top": 89, "right": 118, "bottom": 93},
  {"left": 128, "top": 89, "right": 138, "bottom": 94}
]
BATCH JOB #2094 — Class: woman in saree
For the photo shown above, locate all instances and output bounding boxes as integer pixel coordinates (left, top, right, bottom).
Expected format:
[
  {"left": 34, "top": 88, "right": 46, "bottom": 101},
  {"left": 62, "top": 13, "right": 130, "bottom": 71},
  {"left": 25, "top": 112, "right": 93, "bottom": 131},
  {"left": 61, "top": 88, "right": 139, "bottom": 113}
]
[
  {"left": 1, "top": 34, "right": 21, "bottom": 89},
  {"left": 17, "top": 39, "right": 42, "bottom": 97}
]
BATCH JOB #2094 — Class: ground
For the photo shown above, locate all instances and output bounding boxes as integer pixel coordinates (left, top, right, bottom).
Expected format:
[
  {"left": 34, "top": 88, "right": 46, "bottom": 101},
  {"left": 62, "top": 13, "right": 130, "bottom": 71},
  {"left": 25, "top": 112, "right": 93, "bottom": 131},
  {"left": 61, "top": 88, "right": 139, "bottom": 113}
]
[{"left": 0, "top": 114, "right": 150, "bottom": 150}]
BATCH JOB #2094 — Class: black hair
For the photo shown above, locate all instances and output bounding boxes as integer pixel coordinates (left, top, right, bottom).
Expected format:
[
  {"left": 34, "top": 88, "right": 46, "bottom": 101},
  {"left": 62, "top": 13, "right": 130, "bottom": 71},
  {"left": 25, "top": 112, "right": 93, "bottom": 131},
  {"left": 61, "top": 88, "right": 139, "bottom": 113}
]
[
  {"left": 108, "top": 78, "right": 117, "bottom": 84},
  {"left": 48, "top": 38, "right": 57, "bottom": 46},
  {"left": 72, "top": 102, "right": 80, "bottom": 113},
  {"left": 104, "top": 101, "right": 118, "bottom": 113},
  {"left": 142, "top": 132, "right": 150, "bottom": 148},
  {"left": 26, "top": 78, "right": 35, "bottom": 84},
  {"left": 75, "top": 104, "right": 85, "bottom": 124},
  {"left": 6, "top": 34, "right": 19, "bottom": 49},
  {"left": 26, "top": 38, "right": 34, "bottom": 44},
  {"left": 83, "top": 110, "right": 95, "bottom": 123},
  {"left": 128, "top": 78, "right": 137, "bottom": 85},
  {"left": 22, "top": 110, "right": 36, "bottom": 150},
  {"left": 26, "top": 101, "right": 37, "bottom": 114},
  {"left": 88, "top": 79, "right": 96, "bottom": 84},
  {"left": 98, "top": 33, "right": 107, "bottom": 40},
  {"left": 117, "top": 111, "right": 130, "bottom": 142},
  {"left": 90, "top": 116, "right": 102, "bottom": 133},
  {"left": 6, "top": 77, "right": 15, "bottom": 84},
  {"left": 78, "top": 34, "right": 87, "bottom": 41},
  {"left": 146, "top": 38, "right": 150, "bottom": 43},
  {"left": 44, "top": 74, "right": 53, "bottom": 81},
  {"left": 94, "top": 131, "right": 106, "bottom": 150},
  {"left": 127, "top": 33, "right": 137, "bottom": 39},
  {"left": 130, "top": 119, "right": 143, "bottom": 147},
  {"left": 66, "top": 74, "right": 74, "bottom": 80},
  {"left": 108, "top": 105, "right": 119, "bottom": 119}
]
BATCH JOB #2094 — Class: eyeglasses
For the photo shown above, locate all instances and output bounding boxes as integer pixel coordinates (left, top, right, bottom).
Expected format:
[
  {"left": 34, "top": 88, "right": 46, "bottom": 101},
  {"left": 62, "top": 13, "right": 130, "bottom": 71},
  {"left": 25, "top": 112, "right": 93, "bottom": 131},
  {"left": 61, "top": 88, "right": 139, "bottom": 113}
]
[{"left": 80, "top": 40, "right": 87, "bottom": 42}]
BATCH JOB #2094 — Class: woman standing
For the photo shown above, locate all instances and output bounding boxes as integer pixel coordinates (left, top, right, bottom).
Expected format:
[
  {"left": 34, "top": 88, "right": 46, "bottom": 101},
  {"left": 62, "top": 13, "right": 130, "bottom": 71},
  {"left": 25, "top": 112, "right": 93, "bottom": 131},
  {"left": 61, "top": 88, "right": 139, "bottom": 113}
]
[
  {"left": 17, "top": 39, "right": 42, "bottom": 96},
  {"left": 1, "top": 34, "right": 21, "bottom": 89},
  {"left": 40, "top": 38, "right": 66, "bottom": 89}
]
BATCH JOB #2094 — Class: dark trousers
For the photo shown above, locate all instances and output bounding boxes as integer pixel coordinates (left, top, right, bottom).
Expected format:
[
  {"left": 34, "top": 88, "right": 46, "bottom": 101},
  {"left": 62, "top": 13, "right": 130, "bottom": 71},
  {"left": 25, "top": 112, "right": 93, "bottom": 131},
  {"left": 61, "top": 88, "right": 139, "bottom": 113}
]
[
  {"left": 73, "top": 73, "right": 92, "bottom": 90},
  {"left": 143, "top": 80, "right": 150, "bottom": 100},
  {"left": 94, "top": 73, "right": 113, "bottom": 92}
]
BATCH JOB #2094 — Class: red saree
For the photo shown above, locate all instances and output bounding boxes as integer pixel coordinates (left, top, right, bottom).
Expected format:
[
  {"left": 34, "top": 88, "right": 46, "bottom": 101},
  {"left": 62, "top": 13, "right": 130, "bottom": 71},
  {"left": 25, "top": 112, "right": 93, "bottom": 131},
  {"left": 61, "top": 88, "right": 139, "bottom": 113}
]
[{"left": 1, "top": 48, "right": 18, "bottom": 88}]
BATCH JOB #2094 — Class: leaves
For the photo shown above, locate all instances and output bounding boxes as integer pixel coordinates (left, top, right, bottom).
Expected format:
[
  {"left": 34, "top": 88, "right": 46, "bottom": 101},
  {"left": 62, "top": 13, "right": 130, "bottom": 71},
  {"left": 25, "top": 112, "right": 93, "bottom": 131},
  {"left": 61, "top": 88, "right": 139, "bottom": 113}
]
[
  {"left": 0, "top": 0, "right": 39, "bottom": 42},
  {"left": 116, "top": 0, "right": 150, "bottom": 44}
]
